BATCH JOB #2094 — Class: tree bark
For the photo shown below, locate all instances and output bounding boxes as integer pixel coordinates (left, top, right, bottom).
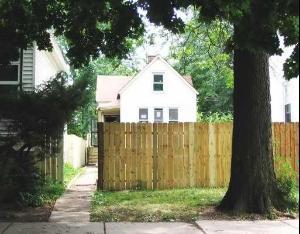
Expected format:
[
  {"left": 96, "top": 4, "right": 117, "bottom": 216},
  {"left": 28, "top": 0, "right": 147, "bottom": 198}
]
[{"left": 218, "top": 48, "right": 280, "bottom": 213}]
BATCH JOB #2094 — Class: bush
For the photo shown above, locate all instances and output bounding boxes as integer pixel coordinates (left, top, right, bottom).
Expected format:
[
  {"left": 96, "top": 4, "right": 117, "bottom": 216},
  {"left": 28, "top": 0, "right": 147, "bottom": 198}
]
[
  {"left": 19, "top": 179, "right": 65, "bottom": 207},
  {"left": 275, "top": 155, "right": 298, "bottom": 211},
  {"left": 197, "top": 112, "right": 233, "bottom": 123}
]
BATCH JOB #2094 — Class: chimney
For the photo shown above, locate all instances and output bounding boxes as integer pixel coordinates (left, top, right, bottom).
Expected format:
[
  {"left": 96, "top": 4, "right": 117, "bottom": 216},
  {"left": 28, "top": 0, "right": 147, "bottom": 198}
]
[{"left": 147, "top": 55, "right": 157, "bottom": 64}]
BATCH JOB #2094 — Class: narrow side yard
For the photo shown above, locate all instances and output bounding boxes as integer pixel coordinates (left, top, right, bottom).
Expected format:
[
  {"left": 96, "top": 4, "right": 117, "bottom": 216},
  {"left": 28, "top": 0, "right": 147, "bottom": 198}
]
[{"left": 90, "top": 188, "right": 226, "bottom": 222}]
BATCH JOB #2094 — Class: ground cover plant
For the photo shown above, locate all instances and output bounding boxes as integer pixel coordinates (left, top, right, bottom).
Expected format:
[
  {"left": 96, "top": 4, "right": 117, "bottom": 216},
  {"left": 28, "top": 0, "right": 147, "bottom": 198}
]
[
  {"left": 91, "top": 188, "right": 226, "bottom": 222},
  {"left": 64, "top": 163, "right": 85, "bottom": 186}
]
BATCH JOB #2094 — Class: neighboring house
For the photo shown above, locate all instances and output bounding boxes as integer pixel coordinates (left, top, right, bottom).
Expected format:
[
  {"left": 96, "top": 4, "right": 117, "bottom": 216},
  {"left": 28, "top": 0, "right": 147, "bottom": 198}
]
[
  {"left": 96, "top": 55, "right": 198, "bottom": 123},
  {"left": 269, "top": 47, "right": 299, "bottom": 122},
  {"left": 0, "top": 36, "right": 69, "bottom": 93},
  {"left": 0, "top": 36, "right": 69, "bottom": 136}
]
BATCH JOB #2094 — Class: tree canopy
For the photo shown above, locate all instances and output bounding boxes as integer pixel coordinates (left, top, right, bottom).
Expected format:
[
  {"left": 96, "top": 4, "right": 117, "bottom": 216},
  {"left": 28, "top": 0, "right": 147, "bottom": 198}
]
[
  {"left": 170, "top": 17, "right": 233, "bottom": 114},
  {"left": 0, "top": 0, "right": 143, "bottom": 67},
  {"left": 0, "top": 1, "right": 298, "bottom": 78}
]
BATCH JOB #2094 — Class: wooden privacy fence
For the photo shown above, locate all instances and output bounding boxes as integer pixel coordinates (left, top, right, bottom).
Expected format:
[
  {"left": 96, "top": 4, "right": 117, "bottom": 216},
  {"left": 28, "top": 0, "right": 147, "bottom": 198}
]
[
  {"left": 97, "top": 122, "right": 299, "bottom": 191},
  {"left": 36, "top": 136, "right": 64, "bottom": 182}
]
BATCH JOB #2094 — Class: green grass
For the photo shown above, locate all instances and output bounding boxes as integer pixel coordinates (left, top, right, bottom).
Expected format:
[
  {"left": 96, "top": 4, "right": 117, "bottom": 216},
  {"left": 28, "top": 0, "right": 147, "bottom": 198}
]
[
  {"left": 19, "top": 164, "right": 85, "bottom": 208},
  {"left": 64, "top": 163, "right": 85, "bottom": 186},
  {"left": 91, "top": 188, "right": 226, "bottom": 222},
  {"left": 20, "top": 179, "right": 65, "bottom": 207}
]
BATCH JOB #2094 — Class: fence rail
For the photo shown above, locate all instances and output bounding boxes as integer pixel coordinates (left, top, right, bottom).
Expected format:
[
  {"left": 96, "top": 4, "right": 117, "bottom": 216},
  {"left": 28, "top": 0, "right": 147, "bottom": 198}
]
[{"left": 98, "top": 122, "right": 299, "bottom": 191}]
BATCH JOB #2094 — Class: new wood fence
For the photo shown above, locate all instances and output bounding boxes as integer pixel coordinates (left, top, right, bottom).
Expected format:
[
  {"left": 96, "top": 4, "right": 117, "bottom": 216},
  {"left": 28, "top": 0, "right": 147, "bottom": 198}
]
[
  {"left": 97, "top": 122, "right": 299, "bottom": 191},
  {"left": 36, "top": 136, "right": 64, "bottom": 182}
]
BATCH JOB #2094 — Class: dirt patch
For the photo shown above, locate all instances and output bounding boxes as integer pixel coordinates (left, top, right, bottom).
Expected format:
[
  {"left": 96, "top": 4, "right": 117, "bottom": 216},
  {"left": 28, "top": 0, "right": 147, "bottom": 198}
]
[{"left": 0, "top": 203, "right": 54, "bottom": 222}]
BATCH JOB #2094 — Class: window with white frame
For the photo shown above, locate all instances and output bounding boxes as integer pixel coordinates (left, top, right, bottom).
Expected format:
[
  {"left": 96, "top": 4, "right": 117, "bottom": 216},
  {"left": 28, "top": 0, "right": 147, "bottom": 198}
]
[
  {"left": 285, "top": 104, "right": 291, "bottom": 122},
  {"left": 139, "top": 108, "right": 148, "bottom": 122},
  {"left": 169, "top": 108, "right": 178, "bottom": 123},
  {"left": 0, "top": 54, "right": 21, "bottom": 93},
  {"left": 154, "top": 108, "right": 163, "bottom": 122},
  {"left": 153, "top": 74, "right": 163, "bottom": 91}
]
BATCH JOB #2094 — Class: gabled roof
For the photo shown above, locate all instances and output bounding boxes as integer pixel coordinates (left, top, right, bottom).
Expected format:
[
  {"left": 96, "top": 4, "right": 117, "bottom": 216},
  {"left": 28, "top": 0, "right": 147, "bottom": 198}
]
[
  {"left": 119, "top": 56, "right": 198, "bottom": 94},
  {"left": 96, "top": 56, "right": 198, "bottom": 110}
]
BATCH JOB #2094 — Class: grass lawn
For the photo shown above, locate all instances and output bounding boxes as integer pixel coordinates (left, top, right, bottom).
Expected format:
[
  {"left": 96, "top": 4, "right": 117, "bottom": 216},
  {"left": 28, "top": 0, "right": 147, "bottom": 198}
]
[
  {"left": 64, "top": 163, "right": 85, "bottom": 186},
  {"left": 91, "top": 188, "right": 226, "bottom": 222}
]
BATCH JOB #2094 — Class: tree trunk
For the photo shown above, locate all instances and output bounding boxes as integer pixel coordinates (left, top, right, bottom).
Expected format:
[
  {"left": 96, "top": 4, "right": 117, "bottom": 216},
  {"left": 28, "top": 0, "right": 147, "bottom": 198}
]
[{"left": 218, "top": 48, "right": 279, "bottom": 213}]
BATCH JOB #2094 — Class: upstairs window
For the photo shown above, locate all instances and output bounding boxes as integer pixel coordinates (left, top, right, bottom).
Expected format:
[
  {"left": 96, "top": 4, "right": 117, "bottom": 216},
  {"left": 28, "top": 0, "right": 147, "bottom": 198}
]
[
  {"left": 0, "top": 53, "right": 21, "bottom": 94},
  {"left": 169, "top": 108, "right": 178, "bottom": 123},
  {"left": 285, "top": 104, "right": 291, "bottom": 122},
  {"left": 0, "top": 63, "right": 20, "bottom": 84},
  {"left": 139, "top": 108, "right": 148, "bottom": 122},
  {"left": 153, "top": 74, "right": 163, "bottom": 91}
]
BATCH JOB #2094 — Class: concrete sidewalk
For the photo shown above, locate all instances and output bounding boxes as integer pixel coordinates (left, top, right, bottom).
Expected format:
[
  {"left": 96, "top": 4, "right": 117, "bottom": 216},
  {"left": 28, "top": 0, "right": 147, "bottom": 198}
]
[
  {"left": 49, "top": 166, "right": 97, "bottom": 222},
  {"left": 0, "top": 219, "right": 298, "bottom": 234}
]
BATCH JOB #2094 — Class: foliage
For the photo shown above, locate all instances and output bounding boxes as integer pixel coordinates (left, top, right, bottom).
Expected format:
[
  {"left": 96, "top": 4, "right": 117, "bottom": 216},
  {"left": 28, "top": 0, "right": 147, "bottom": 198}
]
[
  {"left": 197, "top": 112, "right": 233, "bottom": 123},
  {"left": 67, "top": 56, "right": 137, "bottom": 137},
  {"left": 274, "top": 156, "right": 299, "bottom": 211},
  {"left": 1, "top": 1, "right": 297, "bottom": 78},
  {"left": 19, "top": 179, "right": 65, "bottom": 207},
  {"left": 139, "top": 0, "right": 299, "bottom": 80},
  {"left": 0, "top": 0, "right": 144, "bottom": 67},
  {"left": 170, "top": 17, "right": 233, "bottom": 114},
  {"left": 0, "top": 73, "right": 88, "bottom": 203},
  {"left": 91, "top": 188, "right": 225, "bottom": 222},
  {"left": 64, "top": 163, "right": 85, "bottom": 186}
]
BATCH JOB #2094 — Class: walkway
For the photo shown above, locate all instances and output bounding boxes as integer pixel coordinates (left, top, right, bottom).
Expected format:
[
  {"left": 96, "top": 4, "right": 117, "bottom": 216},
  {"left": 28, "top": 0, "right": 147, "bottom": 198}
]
[
  {"left": 49, "top": 166, "right": 97, "bottom": 222},
  {"left": 0, "top": 219, "right": 298, "bottom": 233}
]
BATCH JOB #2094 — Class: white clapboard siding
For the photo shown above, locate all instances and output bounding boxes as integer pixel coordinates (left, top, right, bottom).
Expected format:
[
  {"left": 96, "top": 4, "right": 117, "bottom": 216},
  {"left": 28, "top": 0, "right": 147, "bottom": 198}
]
[{"left": 22, "top": 48, "right": 35, "bottom": 91}]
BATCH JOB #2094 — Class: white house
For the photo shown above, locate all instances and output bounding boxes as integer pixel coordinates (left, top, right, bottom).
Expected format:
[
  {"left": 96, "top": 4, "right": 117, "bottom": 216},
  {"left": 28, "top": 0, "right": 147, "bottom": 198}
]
[
  {"left": 0, "top": 36, "right": 69, "bottom": 92},
  {"left": 269, "top": 47, "right": 299, "bottom": 122},
  {"left": 96, "top": 56, "right": 198, "bottom": 123}
]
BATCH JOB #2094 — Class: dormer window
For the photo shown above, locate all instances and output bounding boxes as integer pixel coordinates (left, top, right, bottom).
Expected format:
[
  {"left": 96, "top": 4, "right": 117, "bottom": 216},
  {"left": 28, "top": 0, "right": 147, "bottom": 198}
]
[{"left": 153, "top": 74, "right": 163, "bottom": 91}]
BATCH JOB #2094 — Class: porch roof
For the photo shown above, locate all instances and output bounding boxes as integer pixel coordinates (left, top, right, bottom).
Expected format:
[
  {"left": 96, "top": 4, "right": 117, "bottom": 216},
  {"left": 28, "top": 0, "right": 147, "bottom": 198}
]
[{"left": 96, "top": 75, "right": 132, "bottom": 110}]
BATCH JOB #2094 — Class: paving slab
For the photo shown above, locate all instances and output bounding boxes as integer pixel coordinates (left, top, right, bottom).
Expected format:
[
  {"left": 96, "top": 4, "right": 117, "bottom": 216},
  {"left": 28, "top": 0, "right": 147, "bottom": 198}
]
[
  {"left": 49, "top": 166, "right": 97, "bottom": 222},
  {"left": 106, "top": 222, "right": 203, "bottom": 234},
  {"left": 49, "top": 211, "right": 91, "bottom": 222},
  {"left": 196, "top": 220, "right": 299, "bottom": 234},
  {"left": 3, "top": 222, "right": 104, "bottom": 234},
  {"left": 0, "top": 222, "right": 11, "bottom": 233},
  {"left": 281, "top": 219, "right": 299, "bottom": 229}
]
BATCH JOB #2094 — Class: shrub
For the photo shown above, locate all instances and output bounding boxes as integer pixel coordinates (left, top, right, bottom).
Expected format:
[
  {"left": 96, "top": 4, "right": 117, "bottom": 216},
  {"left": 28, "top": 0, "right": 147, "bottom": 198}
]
[
  {"left": 19, "top": 178, "right": 65, "bottom": 207},
  {"left": 274, "top": 155, "right": 298, "bottom": 211},
  {"left": 197, "top": 112, "right": 233, "bottom": 123}
]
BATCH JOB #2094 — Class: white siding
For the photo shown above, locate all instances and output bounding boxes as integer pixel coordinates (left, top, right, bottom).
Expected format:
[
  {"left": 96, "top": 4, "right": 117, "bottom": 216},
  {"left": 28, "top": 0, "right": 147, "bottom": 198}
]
[
  {"left": 270, "top": 46, "right": 299, "bottom": 122},
  {"left": 22, "top": 48, "right": 35, "bottom": 91},
  {"left": 120, "top": 58, "right": 197, "bottom": 123},
  {"left": 286, "top": 78, "right": 299, "bottom": 122}
]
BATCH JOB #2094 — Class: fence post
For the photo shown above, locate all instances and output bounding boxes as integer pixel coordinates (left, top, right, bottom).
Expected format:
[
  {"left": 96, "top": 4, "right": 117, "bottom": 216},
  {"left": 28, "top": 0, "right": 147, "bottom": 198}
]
[
  {"left": 153, "top": 123, "right": 158, "bottom": 189},
  {"left": 57, "top": 135, "right": 64, "bottom": 183},
  {"left": 97, "top": 122, "right": 104, "bottom": 190}
]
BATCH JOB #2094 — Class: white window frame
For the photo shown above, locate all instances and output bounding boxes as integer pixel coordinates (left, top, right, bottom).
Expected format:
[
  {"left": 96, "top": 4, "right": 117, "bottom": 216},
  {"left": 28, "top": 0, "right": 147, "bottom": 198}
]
[
  {"left": 169, "top": 108, "right": 179, "bottom": 123},
  {"left": 153, "top": 73, "right": 164, "bottom": 92},
  {"left": 139, "top": 108, "right": 148, "bottom": 122},
  {"left": 285, "top": 103, "right": 291, "bottom": 123},
  {"left": 154, "top": 108, "right": 164, "bottom": 123},
  {"left": 0, "top": 60, "right": 21, "bottom": 85}
]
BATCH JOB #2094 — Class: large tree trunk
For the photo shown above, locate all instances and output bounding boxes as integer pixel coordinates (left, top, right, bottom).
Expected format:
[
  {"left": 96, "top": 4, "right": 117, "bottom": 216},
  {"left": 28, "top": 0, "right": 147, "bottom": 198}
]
[{"left": 218, "top": 48, "right": 280, "bottom": 213}]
